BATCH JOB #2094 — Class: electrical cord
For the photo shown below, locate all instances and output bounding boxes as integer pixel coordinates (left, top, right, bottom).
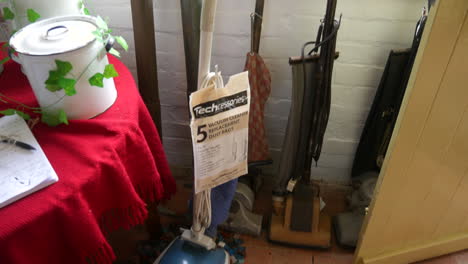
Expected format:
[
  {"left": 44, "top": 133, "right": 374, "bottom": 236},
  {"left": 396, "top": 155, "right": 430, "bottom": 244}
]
[{"left": 192, "top": 65, "right": 224, "bottom": 236}]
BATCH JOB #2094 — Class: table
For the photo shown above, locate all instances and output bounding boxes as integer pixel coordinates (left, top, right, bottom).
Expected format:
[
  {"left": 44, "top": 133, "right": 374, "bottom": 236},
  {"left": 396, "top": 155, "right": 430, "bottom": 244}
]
[{"left": 0, "top": 56, "right": 176, "bottom": 264}]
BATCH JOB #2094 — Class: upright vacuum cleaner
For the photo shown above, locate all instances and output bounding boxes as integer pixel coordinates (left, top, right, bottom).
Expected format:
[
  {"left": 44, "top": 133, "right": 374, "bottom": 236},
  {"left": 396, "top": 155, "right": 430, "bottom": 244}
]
[
  {"left": 268, "top": 0, "right": 341, "bottom": 249},
  {"left": 154, "top": 0, "right": 230, "bottom": 263},
  {"left": 334, "top": 5, "right": 429, "bottom": 248}
]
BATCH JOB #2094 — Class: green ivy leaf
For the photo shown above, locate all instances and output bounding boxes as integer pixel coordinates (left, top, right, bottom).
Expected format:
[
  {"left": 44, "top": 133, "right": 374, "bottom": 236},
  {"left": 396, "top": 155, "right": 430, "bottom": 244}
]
[
  {"left": 55, "top": 60, "right": 73, "bottom": 76},
  {"left": 41, "top": 112, "right": 60, "bottom": 126},
  {"left": 0, "top": 109, "right": 15, "bottom": 116},
  {"left": 27, "top": 8, "right": 41, "bottom": 23},
  {"left": 45, "top": 84, "right": 61, "bottom": 92},
  {"left": 0, "top": 57, "right": 9, "bottom": 65},
  {"left": 103, "top": 64, "right": 118, "bottom": 79},
  {"left": 2, "top": 7, "right": 14, "bottom": 20},
  {"left": 58, "top": 77, "right": 77, "bottom": 96},
  {"left": 114, "top": 36, "right": 128, "bottom": 51},
  {"left": 96, "top": 16, "right": 108, "bottom": 31},
  {"left": 92, "top": 30, "right": 104, "bottom": 42},
  {"left": 83, "top": 8, "right": 90, "bottom": 15},
  {"left": 0, "top": 109, "right": 31, "bottom": 120},
  {"left": 15, "top": 110, "right": 31, "bottom": 120},
  {"left": 89, "top": 73, "right": 104, "bottom": 87},
  {"left": 45, "top": 70, "right": 63, "bottom": 92},
  {"left": 78, "top": 1, "right": 84, "bottom": 9},
  {"left": 58, "top": 109, "right": 69, "bottom": 125},
  {"left": 45, "top": 62, "right": 76, "bottom": 94},
  {"left": 108, "top": 48, "right": 120, "bottom": 57},
  {"left": 41, "top": 110, "right": 68, "bottom": 126}
]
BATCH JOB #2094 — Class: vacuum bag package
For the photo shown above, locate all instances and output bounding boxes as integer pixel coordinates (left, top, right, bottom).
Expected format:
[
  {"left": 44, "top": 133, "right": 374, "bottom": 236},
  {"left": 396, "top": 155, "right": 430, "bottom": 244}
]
[{"left": 190, "top": 71, "right": 251, "bottom": 193}]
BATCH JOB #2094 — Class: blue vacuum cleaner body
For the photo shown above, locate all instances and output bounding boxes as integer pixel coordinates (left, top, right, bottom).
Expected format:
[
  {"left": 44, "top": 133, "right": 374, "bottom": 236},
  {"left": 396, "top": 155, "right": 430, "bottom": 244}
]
[
  {"left": 155, "top": 237, "right": 229, "bottom": 264},
  {"left": 155, "top": 181, "right": 237, "bottom": 264}
]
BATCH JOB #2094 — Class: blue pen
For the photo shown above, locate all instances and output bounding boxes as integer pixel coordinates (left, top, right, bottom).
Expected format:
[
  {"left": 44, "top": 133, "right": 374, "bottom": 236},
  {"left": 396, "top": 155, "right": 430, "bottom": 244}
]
[{"left": 0, "top": 136, "right": 36, "bottom": 151}]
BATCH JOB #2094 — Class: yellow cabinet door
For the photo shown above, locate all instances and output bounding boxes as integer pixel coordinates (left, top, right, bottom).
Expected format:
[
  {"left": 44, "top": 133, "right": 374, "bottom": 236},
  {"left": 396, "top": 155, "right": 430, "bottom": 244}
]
[{"left": 355, "top": 0, "right": 468, "bottom": 263}]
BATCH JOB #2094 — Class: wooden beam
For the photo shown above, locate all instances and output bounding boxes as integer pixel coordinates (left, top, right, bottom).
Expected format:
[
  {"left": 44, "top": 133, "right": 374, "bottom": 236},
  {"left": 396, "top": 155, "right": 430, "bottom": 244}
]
[{"left": 130, "top": 0, "right": 162, "bottom": 137}]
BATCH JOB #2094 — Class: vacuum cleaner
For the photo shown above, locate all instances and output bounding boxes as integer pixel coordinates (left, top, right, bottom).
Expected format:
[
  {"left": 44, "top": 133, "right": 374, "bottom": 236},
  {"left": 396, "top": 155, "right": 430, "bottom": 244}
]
[
  {"left": 155, "top": 0, "right": 242, "bottom": 263},
  {"left": 268, "top": 0, "right": 341, "bottom": 249}
]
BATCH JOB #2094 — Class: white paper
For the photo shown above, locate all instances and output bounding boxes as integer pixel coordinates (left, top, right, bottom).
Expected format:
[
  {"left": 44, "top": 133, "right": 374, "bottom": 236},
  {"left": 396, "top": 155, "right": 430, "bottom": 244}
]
[{"left": 0, "top": 115, "right": 58, "bottom": 208}]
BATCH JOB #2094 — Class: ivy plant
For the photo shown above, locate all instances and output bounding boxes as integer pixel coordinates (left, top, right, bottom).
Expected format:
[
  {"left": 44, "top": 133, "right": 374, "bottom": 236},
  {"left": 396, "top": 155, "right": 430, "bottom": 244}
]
[
  {"left": 0, "top": 95, "right": 69, "bottom": 127},
  {"left": 78, "top": 0, "right": 90, "bottom": 16},
  {"left": 45, "top": 60, "right": 77, "bottom": 96},
  {"left": 1, "top": 5, "right": 40, "bottom": 65},
  {"left": 1, "top": 13, "right": 128, "bottom": 127},
  {"left": 0, "top": 109, "right": 30, "bottom": 120},
  {"left": 89, "top": 63, "right": 118, "bottom": 88},
  {"left": 2, "top": 7, "right": 14, "bottom": 20},
  {"left": 41, "top": 109, "right": 68, "bottom": 126},
  {"left": 26, "top": 8, "right": 40, "bottom": 23},
  {"left": 1, "top": 4, "right": 15, "bottom": 66},
  {"left": 2, "top": 6, "right": 40, "bottom": 22}
]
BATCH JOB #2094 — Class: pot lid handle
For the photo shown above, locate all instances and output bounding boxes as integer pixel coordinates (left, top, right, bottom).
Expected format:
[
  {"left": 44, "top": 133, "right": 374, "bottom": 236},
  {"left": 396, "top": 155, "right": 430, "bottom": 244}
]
[{"left": 44, "top": 25, "right": 69, "bottom": 41}]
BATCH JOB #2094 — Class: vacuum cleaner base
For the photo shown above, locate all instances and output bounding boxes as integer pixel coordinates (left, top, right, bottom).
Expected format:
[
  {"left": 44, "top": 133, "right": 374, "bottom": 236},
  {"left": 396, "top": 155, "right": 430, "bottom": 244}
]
[
  {"left": 268, "top": 213, "right": 332, "bottom": 249},
  {"left": 268, "top": 194, "right": 331, "bottom": 249},
  {"left": 154, "top": 237, "right": 229, "bottom": 264}
]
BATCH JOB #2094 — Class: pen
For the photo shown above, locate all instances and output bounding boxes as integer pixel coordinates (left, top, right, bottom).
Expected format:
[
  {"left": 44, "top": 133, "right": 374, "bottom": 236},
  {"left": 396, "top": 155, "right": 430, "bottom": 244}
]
[{"left": 0, "top": 136, "right": 36, "bottom": 151}]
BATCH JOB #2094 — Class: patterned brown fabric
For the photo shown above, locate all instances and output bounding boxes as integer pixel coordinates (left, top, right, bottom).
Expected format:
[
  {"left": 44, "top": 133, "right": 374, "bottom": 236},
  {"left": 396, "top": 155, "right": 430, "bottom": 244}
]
[{"left": 244, "top": 52, "right": 271, "bottom": 162}]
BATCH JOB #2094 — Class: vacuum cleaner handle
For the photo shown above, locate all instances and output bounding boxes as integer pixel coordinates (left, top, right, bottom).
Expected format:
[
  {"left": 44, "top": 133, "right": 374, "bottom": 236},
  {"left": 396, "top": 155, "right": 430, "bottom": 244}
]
[
  {"left": 200, "top": 0, "right": 217, "bottom": 33},
  {"left": 198, "top": 0, "right": 218, "bottom": 90}
]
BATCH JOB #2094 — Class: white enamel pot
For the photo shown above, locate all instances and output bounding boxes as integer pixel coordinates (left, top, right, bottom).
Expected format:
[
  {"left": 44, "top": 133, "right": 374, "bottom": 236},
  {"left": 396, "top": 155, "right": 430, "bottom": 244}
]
[
  {"left": 9, "top": 15, "right": 117, "bottom": 120},
  {"left": 9, "top": 0, "right": 83, "bottom": 30}
]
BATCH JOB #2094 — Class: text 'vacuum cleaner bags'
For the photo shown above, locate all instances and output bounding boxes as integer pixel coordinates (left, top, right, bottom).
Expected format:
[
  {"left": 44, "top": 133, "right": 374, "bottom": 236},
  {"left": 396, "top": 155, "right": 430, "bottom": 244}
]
[{"left": 190, "top": 71, "right": 251, "bottom": 194}]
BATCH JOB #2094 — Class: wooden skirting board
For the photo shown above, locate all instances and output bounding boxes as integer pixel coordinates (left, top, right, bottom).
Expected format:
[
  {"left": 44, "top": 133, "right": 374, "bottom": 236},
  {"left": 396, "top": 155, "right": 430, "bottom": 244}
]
[{"left": 360, "top": 233, "right": 468, "bottom": 264}]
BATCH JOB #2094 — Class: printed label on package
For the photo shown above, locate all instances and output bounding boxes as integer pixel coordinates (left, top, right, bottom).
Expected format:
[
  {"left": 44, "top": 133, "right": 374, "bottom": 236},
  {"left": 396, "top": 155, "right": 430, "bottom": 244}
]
[{"left": 189, "top": 72, "right": 250, "bottom": 193}]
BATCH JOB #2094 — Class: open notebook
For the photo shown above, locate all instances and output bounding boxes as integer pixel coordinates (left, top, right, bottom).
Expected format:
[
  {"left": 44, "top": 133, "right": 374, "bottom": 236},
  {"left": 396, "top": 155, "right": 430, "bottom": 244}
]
[{"left": 0, "top": 114, "right": 58, "bottom": 209}]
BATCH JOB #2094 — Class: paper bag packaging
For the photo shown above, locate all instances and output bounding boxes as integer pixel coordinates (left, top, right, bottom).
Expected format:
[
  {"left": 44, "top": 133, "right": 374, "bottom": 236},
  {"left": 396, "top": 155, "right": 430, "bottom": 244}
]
[{"left": 190, "top": 71, "right": 250, "bottom": 193}]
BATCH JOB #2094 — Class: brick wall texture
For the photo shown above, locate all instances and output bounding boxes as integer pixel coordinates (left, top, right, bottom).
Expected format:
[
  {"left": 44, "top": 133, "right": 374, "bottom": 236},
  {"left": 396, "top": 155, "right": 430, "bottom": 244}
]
[{"left": 87, "top": 0, "right": 426, "bottom": 184}]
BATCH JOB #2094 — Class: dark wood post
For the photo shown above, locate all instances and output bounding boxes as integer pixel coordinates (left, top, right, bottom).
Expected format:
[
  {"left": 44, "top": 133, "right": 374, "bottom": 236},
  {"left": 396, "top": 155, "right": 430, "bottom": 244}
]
[
  {"left": 130, "top": 0, "right": 163, "bottom": 138},
  {"left": 180, "top": 0, "right": 202, "bottom": 98},
  {"left": 252, "top": 0, "right": 265, "bottom": 54}
]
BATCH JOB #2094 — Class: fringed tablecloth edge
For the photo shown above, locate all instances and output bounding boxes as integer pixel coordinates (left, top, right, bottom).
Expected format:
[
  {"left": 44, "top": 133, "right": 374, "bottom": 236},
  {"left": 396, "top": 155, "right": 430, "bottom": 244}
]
[{"left": 86, "top": 239, "right": 116, "bottom": 264}]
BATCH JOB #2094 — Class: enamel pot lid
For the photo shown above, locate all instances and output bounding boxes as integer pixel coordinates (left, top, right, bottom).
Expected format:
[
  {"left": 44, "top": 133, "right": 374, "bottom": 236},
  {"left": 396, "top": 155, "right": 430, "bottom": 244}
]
[{"left": 10, "top": 15, "right": 98, "bottom": 56}]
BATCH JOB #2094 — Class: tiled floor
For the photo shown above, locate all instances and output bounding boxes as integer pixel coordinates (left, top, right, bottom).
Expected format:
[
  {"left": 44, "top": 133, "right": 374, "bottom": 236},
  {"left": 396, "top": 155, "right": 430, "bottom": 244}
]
[
  {"left": 109, "top": 179, "right": 468, "bottom": 264},
  {"left": 158, "top": 180, "right": 357, "bottom": 264},
  {"left": 238, "top": 179, "right": 355, "bottom": 264}
]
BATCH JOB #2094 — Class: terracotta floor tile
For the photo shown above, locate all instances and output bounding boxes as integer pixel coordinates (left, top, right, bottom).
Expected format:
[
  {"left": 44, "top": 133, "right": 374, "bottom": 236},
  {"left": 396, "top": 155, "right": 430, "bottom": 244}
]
[
  {"left": 453, "top": 249, "right": 468, "bottom": 264},
  {"left": 271, "top": 248, "right": 313, "bottom": 264},
  {"left": 241, "top": 232, "right": 271, "bottom": 247},
  {"left": 313, "top": 255, "right": 334, "bottom": 264},
  {"left": 246, "top": 246, "right": 273, "bottom": 264},
  {"left": 334, "top": 254, "right": 355, "bottom": 264},
  {"left": 313, "top": 254, "right": 353, "bottom": 264}
]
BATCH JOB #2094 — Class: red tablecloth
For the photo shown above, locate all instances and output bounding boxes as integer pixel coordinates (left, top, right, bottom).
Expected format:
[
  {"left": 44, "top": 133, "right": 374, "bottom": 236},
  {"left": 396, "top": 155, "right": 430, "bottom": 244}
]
[{"left": 0, "top": 56, "right": 176, "bottom": 264}]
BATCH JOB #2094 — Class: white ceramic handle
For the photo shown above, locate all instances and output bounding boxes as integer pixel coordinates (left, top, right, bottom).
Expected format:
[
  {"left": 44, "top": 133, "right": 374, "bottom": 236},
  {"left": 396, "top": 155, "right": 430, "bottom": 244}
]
[
  {"left": 44, "top": 25, "right": 69, "bottom": 40},
  {"left": 8, "top": 47, "right": 21, "bottom": 65}
]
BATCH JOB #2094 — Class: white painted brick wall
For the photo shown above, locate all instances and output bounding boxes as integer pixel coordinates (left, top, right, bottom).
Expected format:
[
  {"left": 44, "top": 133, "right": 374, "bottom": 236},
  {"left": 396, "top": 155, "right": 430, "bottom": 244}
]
[{"left": 87, "top": 0, "right": 426, "bottom": 184}]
